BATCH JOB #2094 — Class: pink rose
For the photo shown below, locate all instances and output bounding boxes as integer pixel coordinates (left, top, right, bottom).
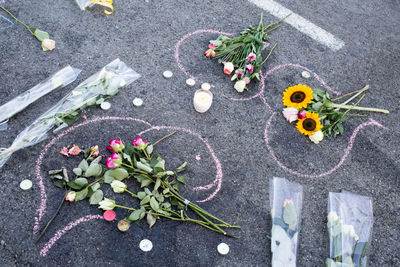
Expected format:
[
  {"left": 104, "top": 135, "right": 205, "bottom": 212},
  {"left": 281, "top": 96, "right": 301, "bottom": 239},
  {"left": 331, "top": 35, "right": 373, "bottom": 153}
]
[
  {"left": 60, "top": 147, "right": 69, "bottom": 157},
  {"left": 282, "top": 107, "right": 299, "bottom": 123},
  {"left": 235, "top": 69, "right": 244, "bottom": 79},
  {"left": 106, "top": 139, "right": 125, "bottom": 153},
  {"left": 298, "top": 110, "right": 307, "bottom": 119},
  {"left": 223, "top": 62, "right": 234, "bottom": 75},
  {"left": 247, "top": 52, "right": 256, "bottom": 62},
  {"left": 106, "top": 153, "right": 122, "bottom": 169},
  {"left": 133, "top": 137, "right": 148, "bottom": 150},
  {"left": 68, "top": 144, "right": 81, "bottom": 156},
  {"left": 245, "top": 64, "right": 254, "bottom": 74},
  {"left": 90, "top": 145, "right": 99, "bottom": 156},
  {"left": 243, "top": 76, "right": 250, "bottom": 85}
]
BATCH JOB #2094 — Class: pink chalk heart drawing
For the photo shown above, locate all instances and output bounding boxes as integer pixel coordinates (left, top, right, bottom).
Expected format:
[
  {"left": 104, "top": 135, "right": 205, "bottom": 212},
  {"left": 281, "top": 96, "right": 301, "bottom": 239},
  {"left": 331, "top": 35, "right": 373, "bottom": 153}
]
[
  {"left": 34, "top": 116, "right": 224, "bottom": 256},
  {"left": 175, "top": 29, "right": 388, "bottom": 178}
]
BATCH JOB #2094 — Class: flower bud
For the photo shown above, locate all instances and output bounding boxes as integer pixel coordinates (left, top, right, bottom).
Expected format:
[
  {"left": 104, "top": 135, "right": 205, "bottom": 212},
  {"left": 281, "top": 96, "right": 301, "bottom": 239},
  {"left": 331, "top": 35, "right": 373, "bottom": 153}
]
[
  {"left": 247, "top": 52, "right": 256, "bottom": 62},
  {"left": 111, "top": 180, "right": 127, "bottom": 193},
  {"left": 41, "top": 39, "right": 56, "bottom": 51},
  {"left": 65, "top": 191, "right": 76, "bottom": 202},
  {"left": 245, "top": 64, "right": 254, "bottom": 74},
  {"left": 106, "top": 153, "right": 122, "bottom": 169},
  {"left": 223, "top": 62, "right": 234, "bottom": 75},
  {"left": 90, "top": 145, "right": 99, "bottom": 156},
  {"left": 282, "top": 107, "right": 299, "bottom": 123},
  {"left": 234, "top": 80, "right": 246, "bottom": 93},
  {"left": 132, "top": 137, "right": 148, "bottom": 150},
  {"left": 98, "top": 198, "right": 116, "bottom": 210},
  {"left": 298, "top": 110, "right": 307, "bottom": 119},
  {"left": 106, "top": 139, "right": 125, "bottom": 153}
]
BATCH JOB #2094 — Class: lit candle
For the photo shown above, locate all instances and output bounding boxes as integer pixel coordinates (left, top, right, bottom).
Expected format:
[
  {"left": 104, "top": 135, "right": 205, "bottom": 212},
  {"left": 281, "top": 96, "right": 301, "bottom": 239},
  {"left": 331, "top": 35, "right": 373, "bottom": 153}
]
[{"left": 193, "top": 89, "right": 213, "bottom": 113}]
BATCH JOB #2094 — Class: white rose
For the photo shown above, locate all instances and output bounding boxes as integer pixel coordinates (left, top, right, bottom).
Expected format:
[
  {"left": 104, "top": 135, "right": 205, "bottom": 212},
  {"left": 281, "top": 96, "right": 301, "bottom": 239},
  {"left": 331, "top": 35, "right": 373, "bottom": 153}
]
[
  {"left": 65, "top": 191, "right": 76, "bottom": 202},
  {"left": 41, "top": 39, "right": 56, "bottom": 51},
  {"left": 223, "top": 62, "right": 234, "bottom": 75},
  {"left": 309, "top": 130, "right": 324, "bottom": 144},
  {"left": 111, "top": 180, "right": 127, "bottom": 193},
  {"left": 282, "top": 107, "right": 299, "bottom": 123},
  {"left": 234, "top": 80, "right": 246, "bottom": 93},
  {"left": 98, "top": 198, "right": 116, "bottom": 210},
  {"left": 327, "top": 211, "right": 339, "bottom": 222}
]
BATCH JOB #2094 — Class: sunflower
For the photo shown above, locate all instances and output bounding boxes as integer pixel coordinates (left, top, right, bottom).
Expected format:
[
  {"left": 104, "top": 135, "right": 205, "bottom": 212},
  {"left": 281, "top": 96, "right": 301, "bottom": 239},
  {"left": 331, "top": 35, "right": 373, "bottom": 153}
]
[
  {"left": 296, "top": 112, "right": 322, "bottom": 136},
  {"left": 282, "top": 84, "right": 313, "bottom": 109}
]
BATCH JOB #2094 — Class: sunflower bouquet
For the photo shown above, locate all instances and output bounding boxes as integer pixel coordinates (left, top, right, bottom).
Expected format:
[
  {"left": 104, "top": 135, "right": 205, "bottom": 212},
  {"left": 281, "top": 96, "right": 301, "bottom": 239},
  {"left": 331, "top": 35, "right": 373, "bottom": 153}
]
[
  {"left": 204, "top": 13, "right": 285, "bottom": 93},
  {"left": 281, "top": 84, "right": 389, "bottom": 144}
]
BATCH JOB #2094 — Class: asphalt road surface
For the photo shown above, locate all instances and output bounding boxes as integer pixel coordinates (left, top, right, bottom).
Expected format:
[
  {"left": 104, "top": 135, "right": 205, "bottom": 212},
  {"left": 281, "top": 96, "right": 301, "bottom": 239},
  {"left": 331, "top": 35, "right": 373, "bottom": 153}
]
[{"left": 0, "top": 0, "right": 399, "bottom": 266}]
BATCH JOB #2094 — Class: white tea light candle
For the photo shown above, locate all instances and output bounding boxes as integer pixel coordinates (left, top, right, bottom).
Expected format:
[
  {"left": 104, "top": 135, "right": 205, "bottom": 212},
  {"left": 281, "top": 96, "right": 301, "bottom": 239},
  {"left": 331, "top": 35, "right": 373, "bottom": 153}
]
[{"left": 193, "top": 89, "right": 213, "bottom": 113}]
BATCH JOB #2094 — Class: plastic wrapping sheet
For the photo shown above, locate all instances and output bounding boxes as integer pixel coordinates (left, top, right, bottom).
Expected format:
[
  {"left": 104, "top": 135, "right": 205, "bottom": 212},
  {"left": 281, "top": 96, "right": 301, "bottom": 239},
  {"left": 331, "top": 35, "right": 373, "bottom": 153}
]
[
  {"left": 326, "top": 191, "right": 373, "bottom": 267},
  {"left": 0, "top": 66, "right": 81, "bottom": 127},
  {"left": 74, "top": 0, "right": 114, "bottom": 14},
  {"left": 269, "top": 177, "right": 303, "bottom": 267},
  {"left": 0, "top": 58, "right": 140, "bottom": 169}
]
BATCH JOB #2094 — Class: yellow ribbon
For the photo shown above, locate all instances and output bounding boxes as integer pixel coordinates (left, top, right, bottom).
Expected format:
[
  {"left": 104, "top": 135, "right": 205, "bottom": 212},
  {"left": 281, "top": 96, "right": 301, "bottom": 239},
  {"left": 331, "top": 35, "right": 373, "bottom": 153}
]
[{"left": 86, "top": 0, "right": 114, "bottom": 15}]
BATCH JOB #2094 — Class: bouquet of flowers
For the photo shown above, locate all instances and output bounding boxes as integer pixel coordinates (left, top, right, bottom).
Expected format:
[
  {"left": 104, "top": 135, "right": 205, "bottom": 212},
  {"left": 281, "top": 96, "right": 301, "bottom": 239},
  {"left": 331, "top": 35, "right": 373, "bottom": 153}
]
[
  {"left": 44, "top": 135, "right": 239, "bottom": 238},
  {"left": 205, "top": 13, "right": 284, "bottom": 93},
  {"left": 281, "top": 84, "right": 389, "bottom": 144},
  {"left": 326, "top": 191, "right": 373, "bottom": 267},
  {"left": 0, "top": 65, "right": 81, "bottom": 124},
  {"left": 0, "top": 59, "right": 140, "bottom": 169},
  {"left": 270, "top": 177, "right": 303, "bottom": 267}
]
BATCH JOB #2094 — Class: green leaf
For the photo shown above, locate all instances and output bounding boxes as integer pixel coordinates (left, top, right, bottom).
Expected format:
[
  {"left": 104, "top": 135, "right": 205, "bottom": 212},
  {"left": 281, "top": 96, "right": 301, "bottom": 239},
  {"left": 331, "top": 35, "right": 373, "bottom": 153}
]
[
  {"left": 123, "top": 153, "right": 132, "bottom": 163},
  {"left": 110, "top": 168, "right": 129, "bottom": 181},
  {"left": 172, "top": 183, "right": 180, "bottom": 191},
  {"left": 150, "top": 197, "right": 160, "bottom": 211},
  {"left": 73, "top": 168, "right": 82, "bottom": 176},
  {"left": 78, "top": 159, "right": 89, "bottom": 171},
  {"left": 146, "top": 145, "right": 153, "bottom": 155},
  {"left": 129, "top": 209, "right": 143, "bottom": 221},
  {"left": 137, "top": 191, "right": 146, "bottom": 200},
  {"left": 68, "top": 178, "right": 88, "bottom": 190},
  {"left": 163, "top": 188, "right": 170, "bottom": 195},
  {"left": 162, "top": 202, "right": 171, "bottom": 209},
  {"left": 170, "top": 197, "right": 178, "bottom": 206},
  {"left": 153, "top": 160, "right": 165, "bottom": 173},
  {"left": 337, "top": 123, "right": 344, "bottom": 135},
  {"left": 125, "top": 143, "right": 135, "bottom": 157},
  {"left": 140, "top": 195, "right": 151, "bottom": 205},
  {"left": 75, "top": 188, "right": 88, "bottom": 201},
  {"left": 176, "top": 162, "right": 187, "bottom": 173},
  {"left": 53, "top": 180, "right": 66, "bottom": 188},
  {"left": 156, "top": 194, "right": 164, "bottom": 203},
  {"left": 146, "top": 213, "right": 156, "bottom": 228},
  {"left": 89, "top": 190, "right": 103, "bottom": 205},
  {"left": 92, "top": 156, "right": 103, "bottom": 164},
  {"left": 312, "top": 102, "right": 323, "bottom": 111},
  {"left": 33, "top": 28, "right": 50, "bottom": 41},
  {"left": 141, "top": 178, "right": 152, "bottom": 188},
  {"left": 154, "top": 178, "right": 161, "bottom": 191},
  {"left": 85, "top": 163, "right": 102, "bottom": 177},
  {"left": 144, "top": 188, "right": 152, "bottom": 195},
  {"left": 136, "top": 162, "right": 153, "bottom": 173},
  {"left": 104, "top": 170, "right": 115, "bottom": 184},
  {"left": 91, "top": 182, "right": 101, "bottom": 192},
  {"left": 177, "top": 176, "right": 187, "bottom": 184}
]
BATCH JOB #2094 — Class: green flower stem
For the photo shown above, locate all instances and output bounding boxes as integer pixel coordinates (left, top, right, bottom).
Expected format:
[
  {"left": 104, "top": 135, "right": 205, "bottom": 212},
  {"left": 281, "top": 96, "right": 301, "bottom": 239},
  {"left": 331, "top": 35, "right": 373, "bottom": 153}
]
[
  {"left": 191, "top": 208, "right": 227, "bottom": 235},
  {"left": 331, "top": 85, "right": 370, "bottom": 102},
  {"left": 152, "top": 131, "right": 177, "bottom": 146},
  {"left": 265, "top": 24, "right": 281, "bottom": 34},
  {"left": 124, "top": 189, "right": 138, "bottom": 198},
  {"left": 87, "top": 177, "right": 104, "bottom": 188},
  {"left": 330, "top": 103, "right": 389, "bottom": 114},
  {"left": 0, "top": 6, "right": 34, "bottom": 35},
  {"left": 115, "top": 204, "right": 135, "bottom": 210},
  {"left": 121, "top": 163, "right": 134, "bottom": 169},
  {"left": 259, "top": 43, "right": 277, "bottom": 67}
]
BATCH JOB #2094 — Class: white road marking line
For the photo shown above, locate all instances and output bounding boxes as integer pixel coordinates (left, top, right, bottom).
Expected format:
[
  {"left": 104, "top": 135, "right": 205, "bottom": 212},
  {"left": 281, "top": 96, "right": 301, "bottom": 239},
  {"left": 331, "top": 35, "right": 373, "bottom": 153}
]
[{"left": 248, "top": 0, "right": 345, "bottom": 51}]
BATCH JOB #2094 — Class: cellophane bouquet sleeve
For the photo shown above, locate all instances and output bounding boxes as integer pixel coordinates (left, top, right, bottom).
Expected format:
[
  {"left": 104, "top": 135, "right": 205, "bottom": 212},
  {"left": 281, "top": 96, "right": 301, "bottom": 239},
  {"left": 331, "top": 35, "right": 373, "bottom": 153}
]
[{"left": 270, "top": 177, "right": 303, "bottom": 267}]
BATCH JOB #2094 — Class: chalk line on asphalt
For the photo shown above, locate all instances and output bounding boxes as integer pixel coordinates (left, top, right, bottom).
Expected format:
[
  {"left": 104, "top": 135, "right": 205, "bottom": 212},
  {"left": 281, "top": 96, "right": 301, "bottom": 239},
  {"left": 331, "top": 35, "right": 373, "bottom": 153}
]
[{"left": 248, "top": 0, "right": 345, "bottom": 51}]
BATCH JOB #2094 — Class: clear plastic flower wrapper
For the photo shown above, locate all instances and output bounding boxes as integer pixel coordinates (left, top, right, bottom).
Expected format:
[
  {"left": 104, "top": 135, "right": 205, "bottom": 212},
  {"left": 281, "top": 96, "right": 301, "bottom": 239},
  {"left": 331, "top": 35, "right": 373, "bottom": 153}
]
[
  {"left": 0, "top": 58, "right": 140, "bottom": 169},
  {"left": 74, "top": 0, "right": 114, "bottom": 14},
  {"left": 270, "top": 177, "right": 303, "bottom": 267},
  {"left": 0, "top": 66, "right": 81, "bottom": 126},
  {"left": 326, "top": 191, "right": 373, "bottom": 267}
]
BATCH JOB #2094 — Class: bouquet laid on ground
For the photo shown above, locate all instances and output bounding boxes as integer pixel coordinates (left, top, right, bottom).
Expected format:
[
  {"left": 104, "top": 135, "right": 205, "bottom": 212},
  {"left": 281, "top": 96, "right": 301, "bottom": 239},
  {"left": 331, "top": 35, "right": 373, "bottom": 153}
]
[
  {"left": 45, "top": 135, "right": 239, "bottom": 237},
  {"left": 326, "top": 191, "right": 373, "bottom": 267},
  {"left": 0, "top": 5, "right": 56, "bottom": 51},
  {"left": 270, "top": 177, "right": 303, "bottom": 267},
  {"left": 281, "top": 84, "right": 389, "bottom": 144},
  {"left": 204, "top": 13, "right": 284, "bottom": 93},
  {"left": 0, "top": 59, "right": 140, "bottom": 169},
  {"left": 0, "top": 66, "right": 81, "bottom": 125}
]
